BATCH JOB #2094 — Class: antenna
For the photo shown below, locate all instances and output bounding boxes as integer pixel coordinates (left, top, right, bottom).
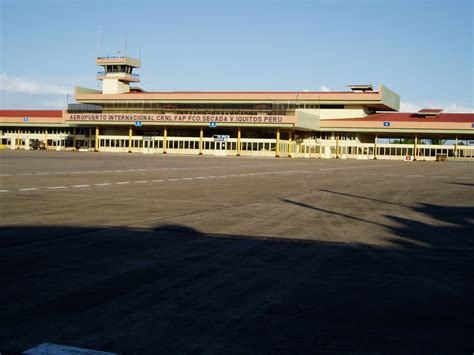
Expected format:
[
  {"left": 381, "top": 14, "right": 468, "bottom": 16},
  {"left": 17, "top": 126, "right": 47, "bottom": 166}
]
[
  {"left": 124, "top": 28, "right": 128, "bottom": 58},
  {"left": 96, "top": 25, "right": 101, "bottom": 57}
]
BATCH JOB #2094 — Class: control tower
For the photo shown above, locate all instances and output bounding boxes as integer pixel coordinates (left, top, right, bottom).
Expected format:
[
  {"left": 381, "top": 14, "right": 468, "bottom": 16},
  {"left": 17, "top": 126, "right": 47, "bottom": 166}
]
[{"left": 96, "top": 56, "right": 141, "bottom": 94}]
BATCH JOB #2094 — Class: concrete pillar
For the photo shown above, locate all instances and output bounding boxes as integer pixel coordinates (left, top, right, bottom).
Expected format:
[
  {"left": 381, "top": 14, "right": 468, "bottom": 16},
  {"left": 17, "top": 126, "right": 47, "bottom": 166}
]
[
  {"left": 374, "top": 134, "right": 378, "bottom": 160},
  {"left": 413, "top": 134, "right": 418, "bottom": 160},
  {"left": 335, "top": 132, "right": 339, "bottom": 159},
  {"left": 45, "top": 128, "right": 48, "bottom": 150},
  {"left": 163, "top": 126, "right": 167, "bottom": 154},
  {"left": 17, "top": 127, "right": 20, "bottom": 149},
  {"left": 237, "top": 127, "right": 241, "bottom": 156},
  {"left": 454, "top": 135, "right": 458, "bottom": 157},
  {"left": 288, "top": 131, "right": 293, "bottom": 158},
  {"left": 199, "top": 127, "right": 203, "bottom": 155},
  {"left": 73, "top": 127, "right": 77, "bottom": 150},
  {"left": 276, "top": 129, "right": 280, "bottom": 157},
  {"left": 128, "top": 126, "right": 133, "bottom": 153},
  {"left": 95, "top": 126, "right": 100, "bottom": 152}
]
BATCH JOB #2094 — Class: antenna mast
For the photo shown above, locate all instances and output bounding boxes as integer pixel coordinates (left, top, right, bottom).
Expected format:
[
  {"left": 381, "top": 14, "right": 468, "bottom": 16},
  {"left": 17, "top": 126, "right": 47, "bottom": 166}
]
[
  {"left": 124, "top": 28, "right": 128, "bottom": 57},
  {"left": 96, "top": 25, "right": 101, "bottom": 57}
]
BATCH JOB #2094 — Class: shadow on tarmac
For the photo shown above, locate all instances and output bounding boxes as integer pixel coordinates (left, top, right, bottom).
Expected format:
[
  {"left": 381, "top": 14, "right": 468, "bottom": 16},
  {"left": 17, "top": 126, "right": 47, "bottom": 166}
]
[{"left": 1, "top": 202, "right": 473, "bottom": 354}]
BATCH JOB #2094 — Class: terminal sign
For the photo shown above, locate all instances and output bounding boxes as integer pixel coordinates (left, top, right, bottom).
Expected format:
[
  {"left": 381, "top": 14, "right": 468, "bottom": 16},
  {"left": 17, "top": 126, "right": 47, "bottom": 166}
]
[
  {"left": 67, "top": 113, "right": 294, "bottom": 125},
  {"left": 383, "top": 122, "right": 390, "bottom": 127},
  {"left": 23, "top": 117, "right": 29, "bottom": 122}
]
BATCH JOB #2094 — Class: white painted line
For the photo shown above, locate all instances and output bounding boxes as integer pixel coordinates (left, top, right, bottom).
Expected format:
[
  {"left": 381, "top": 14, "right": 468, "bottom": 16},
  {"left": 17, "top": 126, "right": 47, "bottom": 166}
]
[
  {"left": 48, "top": 186, "right": 67, "bottom": 189},
  {"left": 72, "top": 185, "right": 90, "bottom": 188},
  {"left": 181, "top": 177, "right": 193, "bottom": 180},
  {"left": 195, "top": 177, "right": 205, "bottom": 179},
  {"left": 115, "top": 181, "right": 130, "bottom": 185},
  {"left": 133, "top": 180, "right": 148, "bottom": 183},
  {"left": 0, "top": 174, "right": 11, "bottom": 176},
  {"left": 408, "top": 175, "right": 424, "bottom": 178},
  {"left": 456, "top": 176, "right": 471, "bottom": 179},
  {"left": 0, "top": 190, "right": 10, "bottom": 193},
  {"left": 18, "top": 173, "right": 32, "bottom": 176},
  {"left": 19, "top": 188, "right": 39, "bottom": 191},
  {"left": 151, "top": 179, "right": 164, "bottom": 182},
  {"left": 36, "top": 172, "right": 49, "bottom": 175},
  {"left": 95, "top": 183, "right": 111, "bottom": 186},
  {"left": 167, "top": 178, "right": 179, "bottom": 181}
]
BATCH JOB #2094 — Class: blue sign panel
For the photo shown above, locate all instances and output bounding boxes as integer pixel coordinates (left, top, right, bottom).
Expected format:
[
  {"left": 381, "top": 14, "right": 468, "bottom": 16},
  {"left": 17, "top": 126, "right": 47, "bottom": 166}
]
[
  {"left": 383, "top": 122, "right": 390, "bottom": 127},
  {"left": 471, "top": 123, "right": 474, "bottom": 128},
  {"left": 134, "top": 121, "right": 142, "bottom": 127},
  {"left": 209, "top": 122, "right": 217, "bottom": 128},
  {"left": 23, "top": 117, "right": 29, "bottom": 122}
]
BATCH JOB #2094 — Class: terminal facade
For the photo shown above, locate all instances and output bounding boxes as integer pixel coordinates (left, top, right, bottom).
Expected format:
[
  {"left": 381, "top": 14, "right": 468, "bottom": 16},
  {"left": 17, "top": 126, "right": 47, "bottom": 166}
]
[{"left": 1, "top": 56, "right": 473, "bottom": 160}]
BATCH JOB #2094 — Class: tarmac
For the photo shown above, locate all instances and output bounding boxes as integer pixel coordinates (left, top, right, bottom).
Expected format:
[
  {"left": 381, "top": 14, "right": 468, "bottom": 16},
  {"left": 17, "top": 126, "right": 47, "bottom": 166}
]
[{"left": 1, "top": 150, "right": 473, "bottom": 354}]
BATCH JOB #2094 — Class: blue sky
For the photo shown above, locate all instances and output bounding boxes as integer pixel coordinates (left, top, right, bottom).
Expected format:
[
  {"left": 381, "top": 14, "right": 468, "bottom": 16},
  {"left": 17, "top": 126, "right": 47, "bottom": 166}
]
[{"left": 0, "top": 0, "right": 472, "bottom": 112}]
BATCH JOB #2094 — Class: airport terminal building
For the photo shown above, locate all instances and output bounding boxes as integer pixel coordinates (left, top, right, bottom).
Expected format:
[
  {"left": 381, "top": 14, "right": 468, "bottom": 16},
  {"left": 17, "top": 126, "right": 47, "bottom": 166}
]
[{"left": 1, "top": 56, "right": 473, "bottom": 160}]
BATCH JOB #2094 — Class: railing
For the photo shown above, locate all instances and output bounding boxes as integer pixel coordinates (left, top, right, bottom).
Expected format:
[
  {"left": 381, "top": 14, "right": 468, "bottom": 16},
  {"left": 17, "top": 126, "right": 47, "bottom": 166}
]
[{"left": 96, "top": 71, "right": 139, "bottom": 78}]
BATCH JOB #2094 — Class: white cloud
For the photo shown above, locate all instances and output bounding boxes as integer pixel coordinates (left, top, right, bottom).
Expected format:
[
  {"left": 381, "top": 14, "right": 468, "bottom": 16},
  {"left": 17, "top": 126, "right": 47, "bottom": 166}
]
[
  {"left": 319, "top": 86, "right": 331, "bottom": 92},
  {"left": 400, "top": 101, "right": 474, "bottom": 113},
  {"left": 0, "top": 74, "right": 73, "bottom": 96}
]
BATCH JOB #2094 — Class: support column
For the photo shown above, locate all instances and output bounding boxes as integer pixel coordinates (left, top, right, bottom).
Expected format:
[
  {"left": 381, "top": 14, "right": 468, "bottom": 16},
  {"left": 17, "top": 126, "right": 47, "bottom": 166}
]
[
  {"left": 45, "top": 128, "right": 48, "bottom": 150},
  {"left": 298, "top": 132, "right": 303, "bottom": 154},
  {"left": 335, "top": 132, "right": 339, "bottom": 159},
  {"left": 95, "top": 125, "right": 99, "bottom": 152},
  {"left": 237, "top": 127, "right": 241, "bottom": 156},
  {"left": 17, "top": 127, "right": 20, "bottom": 149},
  {"left": 128, "top": 126, "right": 133, "bottom": 153},
  {"left": 288, "top": 131, "right": 293, "bottom": 158},
  {"left": 163, "top": 126, "right": 167, "bottom": 154},
  {"left": 199, "top": 127, "right": 203, "bottom": 155},
  {"left": 374, "top": 134, "right": 378, "bottom": 160},
  {"left": 73, "top": 127, "right": 77, "bottom": 150},
  {"left": 413, "top": 134, "right": 418, "bottom": 160},
  {"left": 454, "top": 135, "right": 458, "bottom": 157},
  {"left": 276, "top": 129, "right": 280, "bottom": 157}
]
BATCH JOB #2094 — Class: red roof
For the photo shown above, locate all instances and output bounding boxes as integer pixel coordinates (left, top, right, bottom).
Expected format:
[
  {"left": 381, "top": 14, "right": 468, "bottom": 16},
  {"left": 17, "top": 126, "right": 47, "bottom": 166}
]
[
  {"left": 325, "top": 112, "right": 474, "bottom": 123},
  {"left": 0, "top": 110, "right": 63, "bottom": 117}
]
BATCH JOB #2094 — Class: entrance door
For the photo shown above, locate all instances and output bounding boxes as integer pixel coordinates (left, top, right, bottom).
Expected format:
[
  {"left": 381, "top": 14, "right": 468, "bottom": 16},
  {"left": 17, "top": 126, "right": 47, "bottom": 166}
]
[
  {"left": 143, "top": 138, "right": 152, "bottom": 154},
  {"left": 214, "top": 140, "right": 227, "bottom": 156}
]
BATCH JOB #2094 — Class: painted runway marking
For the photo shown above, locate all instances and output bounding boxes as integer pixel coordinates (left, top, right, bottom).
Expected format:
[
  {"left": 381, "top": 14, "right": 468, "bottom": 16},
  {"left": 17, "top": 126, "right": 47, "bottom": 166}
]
[
  {"left": 2, "top": 163, "right": 305, "bottom": 177},
  {"left": 2, "top": 169, "right": 453, "bottom": 194}
]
